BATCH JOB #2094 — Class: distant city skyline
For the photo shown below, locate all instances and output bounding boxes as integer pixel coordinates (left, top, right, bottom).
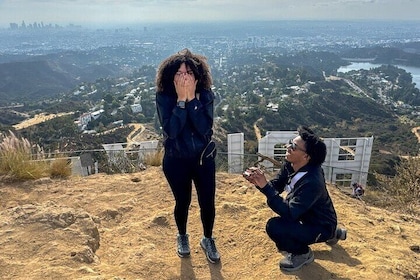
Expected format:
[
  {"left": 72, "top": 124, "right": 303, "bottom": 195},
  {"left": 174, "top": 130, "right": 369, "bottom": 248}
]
[{"left": 1, "top": 0, "right": 420, "bottom": 29}]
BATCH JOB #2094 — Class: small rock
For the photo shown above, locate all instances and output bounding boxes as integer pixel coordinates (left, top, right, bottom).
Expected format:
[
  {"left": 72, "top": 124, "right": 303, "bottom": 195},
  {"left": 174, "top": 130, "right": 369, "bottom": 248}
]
[{"left": 409, "top": 245, "right": 420, "bottom": 253}]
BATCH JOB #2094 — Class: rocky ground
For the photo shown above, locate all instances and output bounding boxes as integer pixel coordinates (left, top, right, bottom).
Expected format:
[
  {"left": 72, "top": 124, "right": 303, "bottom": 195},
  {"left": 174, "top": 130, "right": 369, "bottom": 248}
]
[{"left": 1, "top": 167, "right": 419, "bottom": 280}]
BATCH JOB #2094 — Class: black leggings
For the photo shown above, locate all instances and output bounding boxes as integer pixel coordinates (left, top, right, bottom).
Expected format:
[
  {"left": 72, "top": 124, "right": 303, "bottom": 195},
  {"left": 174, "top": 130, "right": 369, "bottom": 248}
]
[{"left": 163, "top": 155, "right": 216, "bottom": 238}]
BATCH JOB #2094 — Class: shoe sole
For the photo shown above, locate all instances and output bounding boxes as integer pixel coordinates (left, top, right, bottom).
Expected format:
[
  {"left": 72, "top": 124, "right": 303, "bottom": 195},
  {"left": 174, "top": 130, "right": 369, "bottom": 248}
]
[
  {"left": 339, "top": 229, "right": 347, "bottom": 240},
  {"left": 200, "top": 240, "right": 220, "bottom": 264},
  {"left": 280, "top": 251, "right": 314, "bottom": 272},
  {"left": 326, "top": 228, "right": 347, "bottom": 245},
  {"left": 325, "top": 238, "right": 338, "bottom": 245},
  {"left": 177, "top": 251, "right": 190, "bottom": 258}
]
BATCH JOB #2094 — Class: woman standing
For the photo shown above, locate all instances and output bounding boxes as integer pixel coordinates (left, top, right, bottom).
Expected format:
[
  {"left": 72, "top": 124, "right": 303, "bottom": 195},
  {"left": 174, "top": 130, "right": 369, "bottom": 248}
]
[{"left": 155, "top": 49, "right": 220, "bottom": 263}]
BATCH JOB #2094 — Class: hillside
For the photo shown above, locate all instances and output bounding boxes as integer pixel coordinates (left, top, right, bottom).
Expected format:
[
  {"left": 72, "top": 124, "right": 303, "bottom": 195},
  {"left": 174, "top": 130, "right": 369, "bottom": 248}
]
[
  {"left": 0, "top": 55, "right": 123, "bottom": 105},
  {"left": 1, "top": 167, "right": 419, "bottom": 280},
  {"left": 0, "top": 60, "right": 75, "bottom": 103}
]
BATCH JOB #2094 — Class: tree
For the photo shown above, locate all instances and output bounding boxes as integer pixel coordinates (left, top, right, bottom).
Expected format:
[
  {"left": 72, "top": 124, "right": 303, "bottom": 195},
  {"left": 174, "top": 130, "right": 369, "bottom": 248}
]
[{"left": 103, "top": 93, "right": 114, "bottom": 104}]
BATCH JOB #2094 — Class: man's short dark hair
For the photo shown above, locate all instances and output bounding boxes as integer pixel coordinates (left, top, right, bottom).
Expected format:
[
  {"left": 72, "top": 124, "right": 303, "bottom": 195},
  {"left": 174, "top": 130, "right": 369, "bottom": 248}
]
[{"left": 298, "top": 125, "right": 327, "bottom": 166}]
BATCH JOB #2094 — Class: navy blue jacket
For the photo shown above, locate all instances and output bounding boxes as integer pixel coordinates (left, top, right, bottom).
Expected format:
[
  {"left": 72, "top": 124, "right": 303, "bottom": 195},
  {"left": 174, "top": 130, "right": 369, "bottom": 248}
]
[
  {"left": 259, "top": 162, "right": 337, "bottom": 231},
  {"left": 156, "top": 89, "right": 214, "bottom": 158}
]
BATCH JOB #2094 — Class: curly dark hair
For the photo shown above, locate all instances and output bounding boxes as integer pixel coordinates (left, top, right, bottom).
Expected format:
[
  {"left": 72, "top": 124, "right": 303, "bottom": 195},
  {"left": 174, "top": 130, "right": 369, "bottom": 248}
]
[
  {"left": 155, "top": 48, "right": 212, "bottom": 93},
  {"left": 298, "top": 125, "right": 327, "bottom": 166}
]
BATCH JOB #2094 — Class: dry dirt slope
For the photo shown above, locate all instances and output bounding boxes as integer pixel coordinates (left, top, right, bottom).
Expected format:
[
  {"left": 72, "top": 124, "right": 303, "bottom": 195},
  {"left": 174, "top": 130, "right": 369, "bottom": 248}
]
[{"left": 0, "top": 167, "right": 419, "bottom": 280}]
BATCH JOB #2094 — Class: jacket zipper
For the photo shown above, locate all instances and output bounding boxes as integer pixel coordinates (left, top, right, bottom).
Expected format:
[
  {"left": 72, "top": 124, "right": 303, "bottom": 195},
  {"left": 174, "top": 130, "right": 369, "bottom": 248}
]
[{"left": 200, "top": 140, "right": 215, "bottom": 165}]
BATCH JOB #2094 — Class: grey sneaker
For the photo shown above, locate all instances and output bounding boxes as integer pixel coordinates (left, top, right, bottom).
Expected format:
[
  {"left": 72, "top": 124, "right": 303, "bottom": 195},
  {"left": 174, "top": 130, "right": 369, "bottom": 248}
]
[
  {"left": 326, "top": 227, "right": 347, "bottom": 245},
  {"left": 279, "top": 248, "right": 314, "bottom": 272},
  {"left": 176, "top": 234, "right": 190, "bottom": 258},
  {"left": 200, "top": 237, "right": 220, "bottom": 263}
]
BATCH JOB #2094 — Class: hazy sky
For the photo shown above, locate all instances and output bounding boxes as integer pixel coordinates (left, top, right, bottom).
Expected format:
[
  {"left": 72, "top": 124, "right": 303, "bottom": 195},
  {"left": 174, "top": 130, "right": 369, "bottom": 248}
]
[{"left": 0, "top": 0, "right": 419, "bottom": 28}]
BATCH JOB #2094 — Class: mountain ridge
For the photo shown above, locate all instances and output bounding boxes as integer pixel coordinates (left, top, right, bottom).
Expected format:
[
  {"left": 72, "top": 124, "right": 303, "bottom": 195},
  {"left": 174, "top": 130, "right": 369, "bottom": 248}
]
[{"left": 0, "top": 53, "right": 126, "bottom": 105}]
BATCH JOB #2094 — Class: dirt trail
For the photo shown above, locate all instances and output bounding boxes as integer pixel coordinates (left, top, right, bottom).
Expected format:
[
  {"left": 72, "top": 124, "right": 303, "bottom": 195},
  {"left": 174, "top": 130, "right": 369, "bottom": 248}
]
[
  {"left": 412, "top": 126, "right": 420, "bottom": 143},
  {"left": 12, "top": 113, "right": 73, "bottom": 130},
  {"left": 126, "top": 123, "right": 145, "bottom": 148},
  {"left": 253, "top": 118, "right": 263, "bottom": 141}
]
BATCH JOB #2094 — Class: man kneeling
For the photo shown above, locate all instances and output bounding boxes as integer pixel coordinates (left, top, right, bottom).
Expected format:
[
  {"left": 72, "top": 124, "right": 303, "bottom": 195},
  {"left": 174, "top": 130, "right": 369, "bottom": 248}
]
[{"left": 244, "top": 126, "right": 346, "bottom": 272}]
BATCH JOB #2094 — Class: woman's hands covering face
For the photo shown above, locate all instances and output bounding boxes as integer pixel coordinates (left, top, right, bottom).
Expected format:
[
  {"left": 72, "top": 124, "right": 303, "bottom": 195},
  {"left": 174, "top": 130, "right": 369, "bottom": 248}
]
[{"left": 174, "top": 64, "right": 197, "bottom": 101}]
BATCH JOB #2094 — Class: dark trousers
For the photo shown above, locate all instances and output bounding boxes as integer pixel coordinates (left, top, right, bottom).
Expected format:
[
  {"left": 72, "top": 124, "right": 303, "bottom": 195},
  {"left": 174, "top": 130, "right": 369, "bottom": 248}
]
[
  {"left": 163, "top": 155, "right": 216, "bottom": 238},
  {"left": 266, "top": 216, "right": 332, "bottom": 255}
]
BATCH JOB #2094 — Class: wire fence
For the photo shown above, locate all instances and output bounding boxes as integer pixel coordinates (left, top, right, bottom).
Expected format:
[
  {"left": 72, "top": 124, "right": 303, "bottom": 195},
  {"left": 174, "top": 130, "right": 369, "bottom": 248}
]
[
  {"left": 0, "top": 144, "right": 372, "bottom": 196},
  {"left": 33, "top": 147, "right": 272, "bottom": 176},
  {"left": 54, "top": 146, "right": 370, "bottom": 191}
]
